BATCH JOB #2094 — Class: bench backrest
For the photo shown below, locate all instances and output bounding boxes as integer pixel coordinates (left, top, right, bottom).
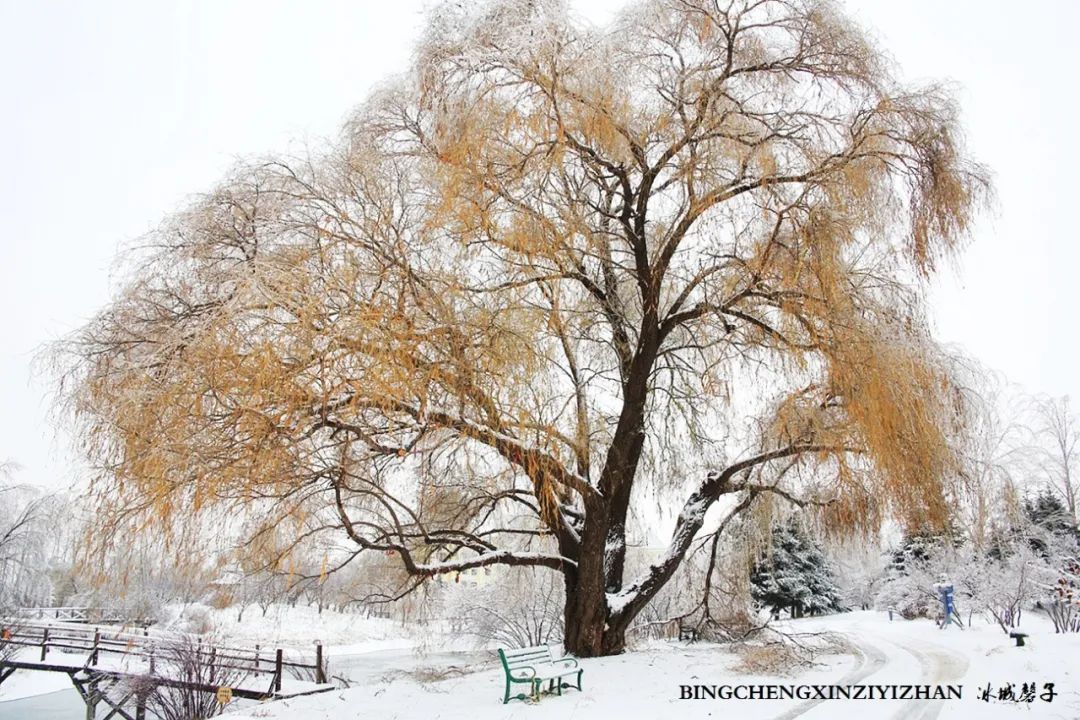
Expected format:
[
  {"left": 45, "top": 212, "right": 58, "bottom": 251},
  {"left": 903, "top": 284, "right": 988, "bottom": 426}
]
[{"left": 498, "top": 645, "right": 554, "bottom": 673}]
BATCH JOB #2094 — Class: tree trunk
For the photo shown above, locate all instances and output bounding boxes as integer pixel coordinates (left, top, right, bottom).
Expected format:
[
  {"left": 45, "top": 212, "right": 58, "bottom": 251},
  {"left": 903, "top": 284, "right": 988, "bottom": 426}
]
[
  {"left": 561, "top": 512, "right": 609, "bottom": 657},
  {"left": 559, "top": 500, "right": 640, "bottom": 657},
  {"left": 559, "top": 544, "right": 644, "bottom": 655},
  {"left": 562, "top": 579, "right": 630, "bottom": 657}
]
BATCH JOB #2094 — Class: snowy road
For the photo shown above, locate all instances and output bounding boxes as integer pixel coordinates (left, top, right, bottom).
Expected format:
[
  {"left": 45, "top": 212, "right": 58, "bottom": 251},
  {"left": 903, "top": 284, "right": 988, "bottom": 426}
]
[
  {"left": 889, "top": 635, "right": 969, "bottom": 720},
  {"left": 771, "top": 619, "right": 972, "bottom": 720},
  {"left": 770, "top": 632, "right": 890, "bottom": 720},
  {"left": 773, "top": 613, "right": 1080, "bottom": 720}
]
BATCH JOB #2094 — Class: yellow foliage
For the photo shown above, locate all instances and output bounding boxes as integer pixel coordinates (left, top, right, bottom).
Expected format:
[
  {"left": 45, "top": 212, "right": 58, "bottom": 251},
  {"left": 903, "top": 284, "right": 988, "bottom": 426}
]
[{"left": 54, "top": 0, "right": 990, "bottom": 575}]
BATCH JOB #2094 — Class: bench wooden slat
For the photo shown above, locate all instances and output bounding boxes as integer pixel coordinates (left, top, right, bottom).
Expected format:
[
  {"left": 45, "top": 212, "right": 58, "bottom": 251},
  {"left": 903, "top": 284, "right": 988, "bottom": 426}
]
[
  {"left": 504, "top": 653, "right": 549, "bottom": 662},
  {"left": 504, "top": 651, "right": 548, "bottom": 658}
]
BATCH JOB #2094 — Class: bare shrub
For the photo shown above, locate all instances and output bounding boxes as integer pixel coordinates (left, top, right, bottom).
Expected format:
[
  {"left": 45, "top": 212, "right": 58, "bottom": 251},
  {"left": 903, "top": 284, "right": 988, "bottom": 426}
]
[
  {"left": 733, "top": 629, "right": 849, "bottom": 676},
  {"left": 440, "top": 567, "right": 563, "bottom": 648},
  {"left": 732, "top": 643, "right": 804, "bottom": 676},
  {"left": 208, "top": 591, "right": 233, "bottom": 611},
  {"left": 407, "top": 662, "right": 486, "bottom": 685},
  {"left": 129, "top": 636, "right": 247, "bottom": 720},
  {"left": 1047, "top": 558, "right": 1080, "bottom": 633},
  {"left": 168, "top": 604, "right": 214, "bottom": 635},
  {"left": 695, "top": 610, "right": 765, "bottom": 643}
]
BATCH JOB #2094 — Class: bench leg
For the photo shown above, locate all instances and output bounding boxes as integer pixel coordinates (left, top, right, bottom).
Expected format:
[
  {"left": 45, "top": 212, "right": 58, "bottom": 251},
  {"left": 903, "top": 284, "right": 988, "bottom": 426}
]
[{"left": 554, "top": 672, "right": 582, "bottom": 695}]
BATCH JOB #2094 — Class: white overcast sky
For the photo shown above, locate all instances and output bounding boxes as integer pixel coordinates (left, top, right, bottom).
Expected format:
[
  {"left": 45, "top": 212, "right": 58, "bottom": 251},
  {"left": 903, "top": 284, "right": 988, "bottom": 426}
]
[{"left": 1, "top": 0, "right": 1077, "bottom": 491}]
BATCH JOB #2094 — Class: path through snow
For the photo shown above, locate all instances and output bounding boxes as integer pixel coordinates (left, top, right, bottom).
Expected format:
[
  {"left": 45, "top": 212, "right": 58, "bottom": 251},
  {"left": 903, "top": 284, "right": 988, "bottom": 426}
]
[
  {"left": 782, "top": 612, "right": 1076, "bottom": 720},
  {"left": 772, "top": 625, "right": 970, "bottom": 720},
  {"left": 770, "top": 633, "right": 889, "bottom": 720}
]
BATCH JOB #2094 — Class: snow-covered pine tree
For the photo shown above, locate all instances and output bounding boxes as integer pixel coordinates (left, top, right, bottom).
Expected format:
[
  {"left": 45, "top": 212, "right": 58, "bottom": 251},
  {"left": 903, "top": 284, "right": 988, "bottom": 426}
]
[
  {"left": 889, "top": 532, "right": 946, "bottom": 574},
  {"left": 1026, "top": 490, "right": 1077, "bottom": 540},
  {"left": 751, "top": 522, "right": 844, "bottom": 619},
  {"left": 875, "top": 531, "right": 953, "bottom": 619}
]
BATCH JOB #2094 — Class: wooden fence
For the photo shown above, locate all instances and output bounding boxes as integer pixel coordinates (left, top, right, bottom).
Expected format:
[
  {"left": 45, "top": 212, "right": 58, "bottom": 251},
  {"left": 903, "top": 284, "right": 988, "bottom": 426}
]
[{"left": 0, "top": 618, "right": 326, "bottom": 699}]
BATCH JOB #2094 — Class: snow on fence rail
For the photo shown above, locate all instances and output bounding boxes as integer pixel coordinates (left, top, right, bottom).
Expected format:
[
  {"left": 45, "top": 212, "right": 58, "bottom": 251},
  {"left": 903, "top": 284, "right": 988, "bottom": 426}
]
[
  {"left": 0, "top": 617, "right": 328, "bottom": 697},
  {"left": 12, "top": 606, "right": 141, "bottom": 624}
]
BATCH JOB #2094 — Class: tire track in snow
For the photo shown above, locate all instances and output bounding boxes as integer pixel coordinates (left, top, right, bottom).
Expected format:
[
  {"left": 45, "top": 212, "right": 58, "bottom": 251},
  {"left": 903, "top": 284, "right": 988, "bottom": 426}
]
[
  {"left": 887, "top": 636, "right": 968, "bottom": 720},
  {"left": 769, "top": 629, "right": 968, "bottom": 720},
  {"left": 769, "top": 636, "right": 889, "bottom": 720}
]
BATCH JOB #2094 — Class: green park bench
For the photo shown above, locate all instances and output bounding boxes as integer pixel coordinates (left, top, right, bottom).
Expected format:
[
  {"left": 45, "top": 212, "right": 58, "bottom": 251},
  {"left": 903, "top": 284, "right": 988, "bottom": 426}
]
[{"left": 497, "top": 644, "right": 583, "bottom": 703}]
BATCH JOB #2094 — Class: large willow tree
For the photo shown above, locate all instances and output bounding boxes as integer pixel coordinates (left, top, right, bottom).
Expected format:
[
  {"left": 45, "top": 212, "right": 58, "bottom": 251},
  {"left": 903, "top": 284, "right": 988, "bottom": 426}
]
[{"left": 57, "top": 0, "right": 989, "bottom": 655}]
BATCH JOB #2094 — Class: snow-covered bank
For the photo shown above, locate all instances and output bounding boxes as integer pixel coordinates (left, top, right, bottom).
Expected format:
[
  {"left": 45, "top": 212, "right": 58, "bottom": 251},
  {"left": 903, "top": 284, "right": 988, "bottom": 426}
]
[
  {"left": 0, "top": 670, "right": 71, "bottom": 703},
  {"left": 223, "top": 639, "right": 853, "bottom": 720},
  {"left": 4, "top": 609, "right": 1076, "bottom": 717},
  {"left": 165, "top": 603, "right": 415, "bottom": 653},
  {"left": 221, "top": 611, "right": 1080, "bottom": 719}
]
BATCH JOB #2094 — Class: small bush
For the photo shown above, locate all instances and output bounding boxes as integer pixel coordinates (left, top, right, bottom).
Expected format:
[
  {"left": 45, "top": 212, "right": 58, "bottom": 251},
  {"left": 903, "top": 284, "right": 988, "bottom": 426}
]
[
  {"left": 208, "top": 589, "right": 234, "bottom": 610},
  {"left": 438, "top": 567, "right": 563, "bottom": 648},
  {"left": 127, "top": 636, "right": 247, "bottom": 720},
  {"left": 732, "top": 643, "right": 804, "bottom": 676},
  {"left": 169, "top": 604, "right": 214, "bottom": 635}
]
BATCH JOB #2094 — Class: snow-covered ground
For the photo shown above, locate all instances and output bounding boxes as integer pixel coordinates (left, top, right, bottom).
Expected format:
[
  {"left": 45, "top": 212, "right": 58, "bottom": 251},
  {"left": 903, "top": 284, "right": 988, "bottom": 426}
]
[
  {"left": 4, "top": 608, "right": 1079, "bottom": 718},
  {"left": 201, "top": 604, "right": 415, "bottom": 656},
  {"left": 219, "top": 611, "right": 1080, "bottom": 720}
]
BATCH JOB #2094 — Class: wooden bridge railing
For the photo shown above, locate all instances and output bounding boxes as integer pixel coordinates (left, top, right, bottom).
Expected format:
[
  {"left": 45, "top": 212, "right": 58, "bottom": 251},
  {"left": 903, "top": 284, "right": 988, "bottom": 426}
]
[
  {"left": 13, "top": 606, "right": 145, "bottom": 625},
  {"left": 0, "top": 619, "right": 327, "bottom": 698}
]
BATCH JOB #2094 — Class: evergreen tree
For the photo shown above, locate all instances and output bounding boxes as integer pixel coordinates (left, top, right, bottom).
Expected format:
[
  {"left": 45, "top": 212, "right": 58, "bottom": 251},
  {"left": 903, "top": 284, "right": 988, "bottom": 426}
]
[
  {"left": 751, "top": 522, "right": 844, "bottom": 619},
  {"left": 1025, "top": 489, "right": 1079, "bottom": 556},
  {"left": 1026, "top": 490, "right": 1076, "bottom": 536},
  {"left": 877, "top": 531, "right": 958, "bottom": 619},
  {"left": 889, "top": 532, "right": 944, "bottom": 574},
  {"left": 986, "top": 522, "right": 1016, "bottom": 562}
]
